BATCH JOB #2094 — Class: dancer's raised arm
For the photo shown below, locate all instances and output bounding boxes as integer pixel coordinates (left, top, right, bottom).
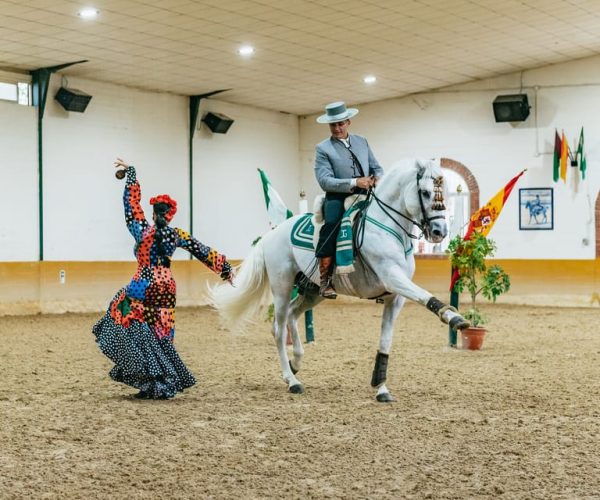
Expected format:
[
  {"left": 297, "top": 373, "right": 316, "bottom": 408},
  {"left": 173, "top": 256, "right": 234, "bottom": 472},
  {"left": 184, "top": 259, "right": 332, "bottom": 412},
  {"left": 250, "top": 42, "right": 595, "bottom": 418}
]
[{"left": 115, "top": 158, "right": 148, "bottom": 242}]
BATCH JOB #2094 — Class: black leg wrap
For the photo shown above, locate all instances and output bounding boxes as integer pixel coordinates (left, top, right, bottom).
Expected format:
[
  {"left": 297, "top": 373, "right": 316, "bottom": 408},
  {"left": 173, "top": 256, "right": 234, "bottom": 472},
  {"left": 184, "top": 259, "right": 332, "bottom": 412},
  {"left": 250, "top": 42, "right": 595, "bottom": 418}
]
[
  {"left": 450, "top": 315, "right": 470, "bottom": 331},
  {"left": 426, "top": 296, "right": 445, "bottom": 316},
  {"left": 289, "top": 360, "right": 299, "bottom": 375},
  {"left": 371, "top": 351, "right": 389, "bottom": 388},
  {"left": 294, "top": 272, "right": 319, "bottom": 296}
]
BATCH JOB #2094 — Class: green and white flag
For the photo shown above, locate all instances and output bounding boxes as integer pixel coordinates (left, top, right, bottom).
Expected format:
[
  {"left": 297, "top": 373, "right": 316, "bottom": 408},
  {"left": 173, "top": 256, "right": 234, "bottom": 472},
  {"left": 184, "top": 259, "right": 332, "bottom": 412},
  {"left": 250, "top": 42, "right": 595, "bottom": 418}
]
[
  {"left": 577, "top": 127, "right": 587, "bottom": 180},
  {"left": 258, "top": 168, "right": 293, "bottom": 228}
]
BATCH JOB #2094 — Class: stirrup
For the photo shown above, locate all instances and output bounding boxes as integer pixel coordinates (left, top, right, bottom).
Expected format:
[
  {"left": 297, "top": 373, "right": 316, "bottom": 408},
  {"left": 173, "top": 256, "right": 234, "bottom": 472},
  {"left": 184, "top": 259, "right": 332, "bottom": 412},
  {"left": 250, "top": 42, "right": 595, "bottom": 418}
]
[{"left": 320, "top": 282, "right": 337, "bottom": 299}]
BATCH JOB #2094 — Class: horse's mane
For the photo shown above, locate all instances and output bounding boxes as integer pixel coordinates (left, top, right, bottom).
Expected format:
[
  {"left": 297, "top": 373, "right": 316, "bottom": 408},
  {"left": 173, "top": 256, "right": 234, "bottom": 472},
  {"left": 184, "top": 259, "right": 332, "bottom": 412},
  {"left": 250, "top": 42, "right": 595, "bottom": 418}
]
[{"left": 376, "top": 158, "right": 442, "bottom": 195}]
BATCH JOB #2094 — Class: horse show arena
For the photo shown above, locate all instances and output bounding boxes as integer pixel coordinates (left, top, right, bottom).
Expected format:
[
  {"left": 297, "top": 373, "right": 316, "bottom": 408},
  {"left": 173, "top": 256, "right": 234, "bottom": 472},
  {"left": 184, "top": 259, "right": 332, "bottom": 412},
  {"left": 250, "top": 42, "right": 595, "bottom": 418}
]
[{"left": 1, "top": 299, "right": 598, "bottom": 499}]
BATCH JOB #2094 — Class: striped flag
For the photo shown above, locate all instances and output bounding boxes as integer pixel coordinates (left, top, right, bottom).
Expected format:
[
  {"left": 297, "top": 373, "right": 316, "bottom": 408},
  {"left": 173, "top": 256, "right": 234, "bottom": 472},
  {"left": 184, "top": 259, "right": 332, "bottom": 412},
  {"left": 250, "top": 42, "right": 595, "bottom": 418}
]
[
  {"left": 258, "top": 168, "right": 293, "bottom": 228},
  {"left": 450, "top": 169, "right": 526, "bottom": 290},
  {"left": 553, "top": 130, "right": 561, "bottom": 182},
  {"left": 560, "top": 131, "right": 568, "bottom": 183}
]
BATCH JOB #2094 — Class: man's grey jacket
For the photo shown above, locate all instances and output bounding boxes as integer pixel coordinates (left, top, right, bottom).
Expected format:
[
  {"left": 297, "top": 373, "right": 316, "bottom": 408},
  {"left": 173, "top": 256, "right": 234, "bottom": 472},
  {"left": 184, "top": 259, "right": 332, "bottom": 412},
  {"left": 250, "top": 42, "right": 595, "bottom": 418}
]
[{"left": 314, "top": 133, "right": 384, "bottom": 194}]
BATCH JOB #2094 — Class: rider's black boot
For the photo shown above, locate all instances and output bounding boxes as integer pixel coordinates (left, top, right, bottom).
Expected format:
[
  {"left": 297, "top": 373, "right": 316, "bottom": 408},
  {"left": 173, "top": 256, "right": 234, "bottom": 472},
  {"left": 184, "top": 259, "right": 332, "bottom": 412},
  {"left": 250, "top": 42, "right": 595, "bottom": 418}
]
[{"left": 318, "top": 256, "right": 337, "bottom": 299}]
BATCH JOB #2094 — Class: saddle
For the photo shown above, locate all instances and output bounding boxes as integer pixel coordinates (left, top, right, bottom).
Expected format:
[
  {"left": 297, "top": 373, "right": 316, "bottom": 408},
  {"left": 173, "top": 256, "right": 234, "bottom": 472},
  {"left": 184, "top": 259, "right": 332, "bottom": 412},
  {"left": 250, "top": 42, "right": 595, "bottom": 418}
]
[{"left": 290, "top": 194, "right": 367, "bottom": 274}]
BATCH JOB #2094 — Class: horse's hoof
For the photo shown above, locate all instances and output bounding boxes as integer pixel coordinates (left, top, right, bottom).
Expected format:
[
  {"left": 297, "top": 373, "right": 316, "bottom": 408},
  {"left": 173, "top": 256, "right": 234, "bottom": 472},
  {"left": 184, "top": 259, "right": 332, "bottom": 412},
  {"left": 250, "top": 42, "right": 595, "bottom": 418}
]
[
  {"left": 289, "top": 384, "right": 304, "bottom": 394},
  {"left": 376, "top": 392, "right": 395, "bottom": 403},
  {"left": 289, "top": 360, "right": 299, "bottom": 375},
  {"left": 450, "top": 316, "right": 471, "bottom": 331}
]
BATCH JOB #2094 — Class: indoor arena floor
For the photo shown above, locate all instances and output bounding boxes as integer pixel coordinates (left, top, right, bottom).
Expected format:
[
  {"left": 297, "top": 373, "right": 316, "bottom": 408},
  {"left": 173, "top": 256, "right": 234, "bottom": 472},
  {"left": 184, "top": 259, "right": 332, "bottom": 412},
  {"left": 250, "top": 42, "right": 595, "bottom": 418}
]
[{"left": 1, "top": 300, "right": 599, "bottom": 499}]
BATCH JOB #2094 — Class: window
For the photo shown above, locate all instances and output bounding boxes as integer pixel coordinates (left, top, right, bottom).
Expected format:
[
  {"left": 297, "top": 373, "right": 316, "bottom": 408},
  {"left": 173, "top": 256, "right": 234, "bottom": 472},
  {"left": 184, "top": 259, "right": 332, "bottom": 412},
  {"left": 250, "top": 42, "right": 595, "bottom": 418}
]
[
  {"left": 0, "top": 81, "right": 31, "bottom": 105},
  {"left": 416, "top": 168, "right": 470, "bottom": 255},
  {"left": 17, "top": 82, "right": 30, "bottom": 105},
  {"left": 0, "top": 82, "right": 16, "bottom": 102}
]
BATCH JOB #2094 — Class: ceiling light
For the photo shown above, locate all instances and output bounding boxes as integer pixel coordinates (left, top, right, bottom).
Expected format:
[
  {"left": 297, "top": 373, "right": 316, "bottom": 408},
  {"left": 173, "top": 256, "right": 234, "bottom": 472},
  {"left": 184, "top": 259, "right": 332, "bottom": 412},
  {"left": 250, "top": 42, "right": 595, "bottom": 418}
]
[
  {"left": 238, "top": 45, "right": 255, "bottom": 57},
  {"left": 363, "top": 75, "right": 377, "bottom": 84},
  {"left": 78, "top": 8, "right": 99, "bottom": 19}
]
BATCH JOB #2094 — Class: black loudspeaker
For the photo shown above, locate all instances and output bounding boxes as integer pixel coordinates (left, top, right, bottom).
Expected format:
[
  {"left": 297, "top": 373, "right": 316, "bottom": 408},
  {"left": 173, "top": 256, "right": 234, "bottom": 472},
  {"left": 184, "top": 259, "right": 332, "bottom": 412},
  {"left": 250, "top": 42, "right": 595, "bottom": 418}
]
[
  {"left": 202, "top": 111, "right": 234, "bottom": 134},
  {"left": 55, "top": 87, "right": 92, "bottom": 112},
  {"left": 492, "top": 94, "right": 530, "bottom": 122}
]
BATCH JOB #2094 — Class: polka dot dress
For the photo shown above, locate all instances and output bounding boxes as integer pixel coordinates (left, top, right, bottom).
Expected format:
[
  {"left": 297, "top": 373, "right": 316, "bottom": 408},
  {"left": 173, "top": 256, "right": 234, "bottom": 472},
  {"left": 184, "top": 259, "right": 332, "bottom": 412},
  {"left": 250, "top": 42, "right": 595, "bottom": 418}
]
[{"left": 92, "top": 166, "right": 233, "bottom": 399}]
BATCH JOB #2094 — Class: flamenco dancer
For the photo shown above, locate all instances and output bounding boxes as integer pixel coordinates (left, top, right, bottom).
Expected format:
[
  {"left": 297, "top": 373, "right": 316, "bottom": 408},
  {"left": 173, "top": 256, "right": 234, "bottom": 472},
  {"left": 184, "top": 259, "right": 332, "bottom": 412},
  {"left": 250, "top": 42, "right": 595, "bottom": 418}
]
[{"left": 93, "top": 158, "right": 234, "bottom": 399}]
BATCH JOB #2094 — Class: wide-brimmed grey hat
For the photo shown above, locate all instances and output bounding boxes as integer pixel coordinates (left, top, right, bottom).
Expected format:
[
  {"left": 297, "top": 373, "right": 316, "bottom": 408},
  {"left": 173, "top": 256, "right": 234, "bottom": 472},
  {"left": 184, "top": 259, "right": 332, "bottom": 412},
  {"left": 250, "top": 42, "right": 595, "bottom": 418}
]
[{"left": 316, "top": 101, "right": 359, "bottom": 124}]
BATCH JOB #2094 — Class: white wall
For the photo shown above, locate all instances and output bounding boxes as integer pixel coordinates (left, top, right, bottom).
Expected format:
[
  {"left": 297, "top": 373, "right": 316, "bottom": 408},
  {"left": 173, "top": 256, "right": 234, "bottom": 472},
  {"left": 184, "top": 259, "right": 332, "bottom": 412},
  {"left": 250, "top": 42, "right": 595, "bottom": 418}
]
[
  {"left": 3, "top": 54, "right": 600, "bottom": 262},
  {"left": 0, "top": 75, "right": 300, "bottom": 261},
  {"left": 194, "top": 100, "right": 299, "bottom": 258},
  {"left": 299, "top": 55, "right": 600, "bottom": 260},
  {"left": 44, "top": 77, "right": 189, "bottom": 261},
  {"left": 0, "top": 98, "right": 37, "bottom": 261}
]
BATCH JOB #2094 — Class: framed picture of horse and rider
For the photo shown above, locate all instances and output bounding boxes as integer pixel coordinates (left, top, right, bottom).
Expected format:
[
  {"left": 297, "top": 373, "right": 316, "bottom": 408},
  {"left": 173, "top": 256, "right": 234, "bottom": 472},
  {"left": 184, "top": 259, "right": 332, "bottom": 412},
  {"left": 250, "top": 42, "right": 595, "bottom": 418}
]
[{"left": 519, "top": 187, "right": 554, "bottom": 230}]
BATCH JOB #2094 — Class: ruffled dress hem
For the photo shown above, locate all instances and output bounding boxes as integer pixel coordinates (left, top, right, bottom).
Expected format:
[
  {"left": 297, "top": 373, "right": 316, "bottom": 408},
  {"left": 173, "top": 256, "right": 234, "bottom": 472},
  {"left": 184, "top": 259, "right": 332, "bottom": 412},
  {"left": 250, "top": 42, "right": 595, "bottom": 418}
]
[{"left": 92, "top": 291, "right": 196, "bottom": 399}]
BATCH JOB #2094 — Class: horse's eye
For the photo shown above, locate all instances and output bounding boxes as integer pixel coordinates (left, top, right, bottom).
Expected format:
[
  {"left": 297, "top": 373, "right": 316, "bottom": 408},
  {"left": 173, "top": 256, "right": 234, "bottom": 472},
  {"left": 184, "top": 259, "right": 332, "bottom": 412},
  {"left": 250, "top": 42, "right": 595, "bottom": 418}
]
[{"left": 421, "top": 190, "right": 431, "bottom": 200}]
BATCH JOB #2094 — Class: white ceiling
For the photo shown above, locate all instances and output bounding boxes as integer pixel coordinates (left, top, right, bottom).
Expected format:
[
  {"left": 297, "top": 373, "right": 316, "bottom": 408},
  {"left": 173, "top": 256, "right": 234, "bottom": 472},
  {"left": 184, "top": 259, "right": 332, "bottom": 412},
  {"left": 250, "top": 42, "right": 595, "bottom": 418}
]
[{"left": 1, "top": 0, "right": 600, "bottom": 115}]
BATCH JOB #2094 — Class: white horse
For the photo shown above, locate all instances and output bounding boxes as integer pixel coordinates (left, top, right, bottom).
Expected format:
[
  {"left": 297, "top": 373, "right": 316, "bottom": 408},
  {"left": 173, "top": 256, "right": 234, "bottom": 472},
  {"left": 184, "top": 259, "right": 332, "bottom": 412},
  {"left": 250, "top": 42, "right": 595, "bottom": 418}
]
[{"left": 211, "top": 158, "right": 470, "bottom": 402}]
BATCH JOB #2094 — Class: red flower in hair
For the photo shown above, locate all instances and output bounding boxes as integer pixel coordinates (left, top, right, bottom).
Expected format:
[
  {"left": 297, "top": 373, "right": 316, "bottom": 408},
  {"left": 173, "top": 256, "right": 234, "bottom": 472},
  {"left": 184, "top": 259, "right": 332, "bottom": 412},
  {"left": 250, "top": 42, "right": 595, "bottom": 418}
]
[{"left": 149, "top": 194, "right": 178, "bottom": 222}]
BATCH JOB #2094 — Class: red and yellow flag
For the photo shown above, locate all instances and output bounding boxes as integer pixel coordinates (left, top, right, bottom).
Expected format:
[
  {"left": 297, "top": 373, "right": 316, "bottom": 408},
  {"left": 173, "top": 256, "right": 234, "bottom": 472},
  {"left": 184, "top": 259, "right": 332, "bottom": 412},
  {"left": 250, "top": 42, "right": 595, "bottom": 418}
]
[
  {"left": 450, "top": 169, "right": 526, "bottom": 290},
  {"left": 560, "top": 131, "right": 568, "bottom": 183}
]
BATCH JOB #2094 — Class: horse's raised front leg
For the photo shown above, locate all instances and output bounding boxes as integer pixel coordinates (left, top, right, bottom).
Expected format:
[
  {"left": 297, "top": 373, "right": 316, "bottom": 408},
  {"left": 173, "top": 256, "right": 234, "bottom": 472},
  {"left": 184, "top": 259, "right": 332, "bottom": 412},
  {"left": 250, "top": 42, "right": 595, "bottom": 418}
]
[
  {"left": 371, "top": 294, "right": 405, "bottom": 403},
  {"left": 376, "top": 266, "right": 470, "bottom": 331},
  {"left": 287, "top": 290, "right": 323, "bottom": 375},
  {"left": 272, "top": 286, "right": 304, "bottom": 394}
]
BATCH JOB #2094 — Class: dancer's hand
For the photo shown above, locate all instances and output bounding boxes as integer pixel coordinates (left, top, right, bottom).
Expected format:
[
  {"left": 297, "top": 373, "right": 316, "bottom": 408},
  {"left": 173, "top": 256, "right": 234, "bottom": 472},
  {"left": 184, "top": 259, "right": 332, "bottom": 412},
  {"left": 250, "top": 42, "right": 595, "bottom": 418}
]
[
  {"left": 226, "top": 268, "right": 236, "bottom": 286},
  {"left": 114, "top": 158, "right": 128, "bottom": 170}
]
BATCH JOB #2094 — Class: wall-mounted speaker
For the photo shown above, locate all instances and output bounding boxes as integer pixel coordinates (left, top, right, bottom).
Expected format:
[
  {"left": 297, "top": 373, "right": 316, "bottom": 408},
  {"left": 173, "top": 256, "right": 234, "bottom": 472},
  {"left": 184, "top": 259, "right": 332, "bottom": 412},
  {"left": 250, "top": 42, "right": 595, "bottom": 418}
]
[
  {"left": 202, "top": 111, "right": 234, "bottom": 134},
  {"left": 492, "top": 94, "right": 530, "bottom": 122},
  {"left": 55, "top": 87, "right": 92, "bottom": 112}
]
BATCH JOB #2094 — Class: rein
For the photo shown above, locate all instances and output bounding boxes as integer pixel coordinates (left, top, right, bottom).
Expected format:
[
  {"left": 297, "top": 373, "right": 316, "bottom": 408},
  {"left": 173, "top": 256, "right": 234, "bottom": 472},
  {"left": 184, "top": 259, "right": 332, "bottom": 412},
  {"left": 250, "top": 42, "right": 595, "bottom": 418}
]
[
  {"left": 370, "top": 192, "right": 422, "bottom": 239},
  {"left": 356, "top": 170, "right": 446, "bottom": 250}
]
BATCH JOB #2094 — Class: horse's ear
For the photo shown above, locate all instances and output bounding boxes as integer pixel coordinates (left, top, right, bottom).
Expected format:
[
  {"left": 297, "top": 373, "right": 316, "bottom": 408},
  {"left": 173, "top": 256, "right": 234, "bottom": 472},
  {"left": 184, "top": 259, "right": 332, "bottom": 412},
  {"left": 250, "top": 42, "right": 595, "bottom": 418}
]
[{"left": 416, "top": 162, "right": 426, "bottom": 179}]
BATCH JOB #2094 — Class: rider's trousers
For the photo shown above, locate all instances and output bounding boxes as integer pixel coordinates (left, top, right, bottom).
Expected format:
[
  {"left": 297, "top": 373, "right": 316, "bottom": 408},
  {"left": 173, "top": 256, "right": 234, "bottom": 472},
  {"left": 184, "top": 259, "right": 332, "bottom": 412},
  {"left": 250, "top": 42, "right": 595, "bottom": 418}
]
[{"left": 316, "top": 193, "right": 348, "bottom": 258}]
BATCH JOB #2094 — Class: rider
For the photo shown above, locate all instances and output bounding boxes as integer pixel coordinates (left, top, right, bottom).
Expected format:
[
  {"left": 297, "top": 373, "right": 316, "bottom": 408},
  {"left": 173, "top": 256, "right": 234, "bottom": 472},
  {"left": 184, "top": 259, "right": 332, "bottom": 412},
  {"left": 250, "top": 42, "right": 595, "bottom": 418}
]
[{"left": 314, "top": 101, "right": 384, "bottom": 299}]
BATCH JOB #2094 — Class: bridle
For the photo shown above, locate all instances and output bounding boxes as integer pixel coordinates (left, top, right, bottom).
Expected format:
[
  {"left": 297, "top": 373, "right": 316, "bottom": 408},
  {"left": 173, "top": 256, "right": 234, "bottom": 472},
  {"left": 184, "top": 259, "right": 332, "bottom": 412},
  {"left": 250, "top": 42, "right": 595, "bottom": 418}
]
[{"left": 367, "top": 171, "right": 446, "bottom": 241}]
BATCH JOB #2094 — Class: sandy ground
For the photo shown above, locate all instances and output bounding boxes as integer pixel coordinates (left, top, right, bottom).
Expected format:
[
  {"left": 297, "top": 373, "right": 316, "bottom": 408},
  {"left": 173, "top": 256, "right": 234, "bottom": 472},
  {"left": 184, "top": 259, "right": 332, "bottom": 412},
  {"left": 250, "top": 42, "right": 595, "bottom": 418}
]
[{"left": 0, "top": 300, "right": 599, "bottom": 499}]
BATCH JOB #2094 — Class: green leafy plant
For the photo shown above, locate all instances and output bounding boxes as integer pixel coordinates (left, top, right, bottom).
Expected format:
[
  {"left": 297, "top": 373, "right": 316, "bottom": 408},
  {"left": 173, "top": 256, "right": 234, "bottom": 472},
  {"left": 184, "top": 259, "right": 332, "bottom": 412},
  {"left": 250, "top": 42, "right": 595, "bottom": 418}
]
[
  {"left": 447, "top": 232, "right": 511, "bottom": 327},
  {"left": 265, "top": 303, "right": 275, "bottom": 322}
]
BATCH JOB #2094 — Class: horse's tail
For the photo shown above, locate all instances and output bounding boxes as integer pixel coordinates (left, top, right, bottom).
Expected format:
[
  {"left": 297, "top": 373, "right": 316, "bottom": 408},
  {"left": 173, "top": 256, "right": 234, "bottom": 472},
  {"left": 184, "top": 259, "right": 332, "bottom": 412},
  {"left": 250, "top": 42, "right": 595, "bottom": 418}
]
[{"left": 209, "top": 236, "right": 272, "bottom": 332}]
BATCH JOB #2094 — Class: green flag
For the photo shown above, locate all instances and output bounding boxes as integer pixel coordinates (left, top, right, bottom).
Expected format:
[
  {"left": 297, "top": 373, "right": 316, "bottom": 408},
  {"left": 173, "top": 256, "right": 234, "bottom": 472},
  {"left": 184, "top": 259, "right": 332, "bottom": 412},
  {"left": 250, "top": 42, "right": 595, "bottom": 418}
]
[
  {"left": 258, "top": 168, "right": 293, "bottom": 228},
  {"left": 577, "top": 127, "right": 587, "bottom": 180}
]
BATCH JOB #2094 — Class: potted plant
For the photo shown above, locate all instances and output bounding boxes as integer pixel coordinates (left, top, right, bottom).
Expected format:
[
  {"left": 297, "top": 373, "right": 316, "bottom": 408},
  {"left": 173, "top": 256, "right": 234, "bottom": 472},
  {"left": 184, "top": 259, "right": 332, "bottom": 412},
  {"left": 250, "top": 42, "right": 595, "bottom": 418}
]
[{"left": 447, "top": 232, "right": 511, "bottom": 350}]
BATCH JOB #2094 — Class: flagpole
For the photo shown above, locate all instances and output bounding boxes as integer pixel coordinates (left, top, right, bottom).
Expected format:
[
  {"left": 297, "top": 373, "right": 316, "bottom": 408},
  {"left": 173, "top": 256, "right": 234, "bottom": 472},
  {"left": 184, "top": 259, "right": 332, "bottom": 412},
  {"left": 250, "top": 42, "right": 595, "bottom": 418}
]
[
  {"left": 448, "top": 169, "right": 526, "bottom": 347},
  {"left": 299, "top": 190, "right": 315, "bottom": 344},
  {"left": 448, "top": 281, "right": 459, "bottom": 347},
  {"left": 257, "top": 169, "right": 315, "bottom": 344}
]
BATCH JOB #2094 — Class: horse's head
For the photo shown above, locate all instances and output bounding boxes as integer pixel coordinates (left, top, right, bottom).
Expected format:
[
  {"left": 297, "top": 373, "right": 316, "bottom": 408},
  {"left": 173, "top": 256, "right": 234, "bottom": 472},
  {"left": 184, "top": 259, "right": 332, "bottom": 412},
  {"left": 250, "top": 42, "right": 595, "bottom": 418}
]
[
  {"left": 391, "top": 158, "right": 448, "bottom": 243},
  {"left": 412, "top": 160, "right": 448, "bottom": 243}
]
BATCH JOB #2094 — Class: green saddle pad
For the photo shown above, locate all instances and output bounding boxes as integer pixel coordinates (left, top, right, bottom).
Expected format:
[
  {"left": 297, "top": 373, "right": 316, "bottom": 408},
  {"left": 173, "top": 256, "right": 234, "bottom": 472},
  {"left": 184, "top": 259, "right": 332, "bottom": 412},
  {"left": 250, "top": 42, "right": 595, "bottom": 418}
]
[{"left": 291, "top": 213, "right": 314, "bottom": 250}]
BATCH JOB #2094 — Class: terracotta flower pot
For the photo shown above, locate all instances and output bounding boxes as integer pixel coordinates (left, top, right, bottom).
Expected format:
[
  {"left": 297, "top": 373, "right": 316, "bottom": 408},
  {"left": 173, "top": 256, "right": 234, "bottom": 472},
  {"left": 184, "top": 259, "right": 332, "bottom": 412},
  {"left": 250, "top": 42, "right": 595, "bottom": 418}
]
[{"left": 460, "top": 326, "right": 486, "bottom": 350}]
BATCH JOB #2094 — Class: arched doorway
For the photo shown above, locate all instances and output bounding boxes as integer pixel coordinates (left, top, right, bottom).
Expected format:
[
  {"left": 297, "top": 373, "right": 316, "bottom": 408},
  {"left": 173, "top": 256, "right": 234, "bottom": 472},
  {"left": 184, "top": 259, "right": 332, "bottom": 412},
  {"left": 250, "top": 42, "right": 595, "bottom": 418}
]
[{"left": 440, "top": 158, "right": 480, "bottom": 216}]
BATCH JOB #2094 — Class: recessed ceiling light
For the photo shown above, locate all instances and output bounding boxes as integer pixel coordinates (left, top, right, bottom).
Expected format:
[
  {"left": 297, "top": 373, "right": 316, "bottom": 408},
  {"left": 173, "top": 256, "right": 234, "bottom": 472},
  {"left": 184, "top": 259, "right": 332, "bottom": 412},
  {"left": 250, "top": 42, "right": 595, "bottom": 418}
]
[
  {"left": 363, "top": 75, "right": 377, "bottom": 84},
  {"left": 78, "top": 8, "right": 99, "bottom": 19},
  {"left": 238, "top": 45, "right": 255, "bottom": 57}
]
